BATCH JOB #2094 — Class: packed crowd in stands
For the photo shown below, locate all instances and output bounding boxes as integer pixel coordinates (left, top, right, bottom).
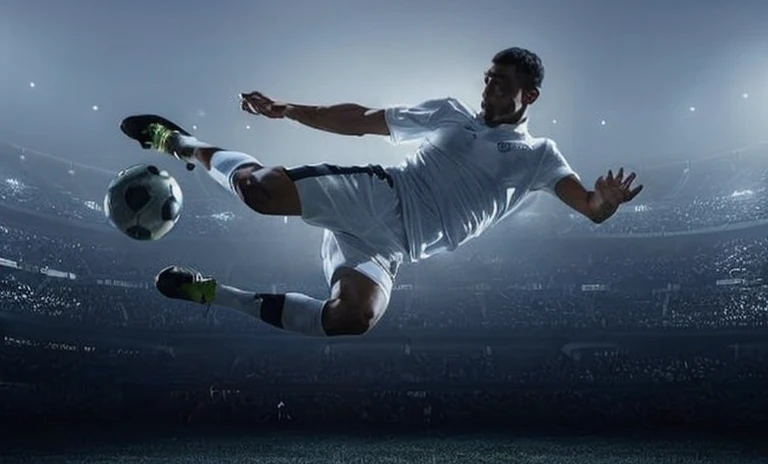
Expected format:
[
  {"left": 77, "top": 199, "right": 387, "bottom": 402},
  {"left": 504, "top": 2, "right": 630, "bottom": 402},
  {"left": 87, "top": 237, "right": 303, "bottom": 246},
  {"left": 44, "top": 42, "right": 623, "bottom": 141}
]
[
  {"left": 2, "top": 144, "right": 768, "bottom": 429},
  {"left": 559, "top": 191, "right": 768, "bottom": 236},
  {"left": 558, "top": 147, "right": 768, "bottom": 235},
  {"left": 2, "top": 143, "right": 768, "bottom": 238},
  {"left": 1, "top": 217, "right": 767, "bottom": 333}
]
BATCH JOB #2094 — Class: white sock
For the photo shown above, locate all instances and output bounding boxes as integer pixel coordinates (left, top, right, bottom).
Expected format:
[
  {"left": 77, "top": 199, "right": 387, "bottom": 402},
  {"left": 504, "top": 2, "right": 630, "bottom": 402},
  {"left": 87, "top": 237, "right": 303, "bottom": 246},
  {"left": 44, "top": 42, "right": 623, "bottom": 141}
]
[
  {"left": 278, "top": 292, "right": 327, "bottom": 337},
  {"left": 208, "top": 150, "right": 262, "bottom": 194},
  {"left": 213, "top": 284, "right": 260, "bottom": 317},
  {"left": 214, "top": 285, "right": 327, "bottom": 337},
  {"left": 168, "top": 133, "right": 214, "bottom": 160}
]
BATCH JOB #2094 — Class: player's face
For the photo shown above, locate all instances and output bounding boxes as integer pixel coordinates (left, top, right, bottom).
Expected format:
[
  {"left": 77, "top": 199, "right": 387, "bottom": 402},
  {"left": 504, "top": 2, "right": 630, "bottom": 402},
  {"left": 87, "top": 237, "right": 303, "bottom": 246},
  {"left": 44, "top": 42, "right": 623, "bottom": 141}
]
[{"left": 481, "top": 64, "right": 538, "bottom": 126}]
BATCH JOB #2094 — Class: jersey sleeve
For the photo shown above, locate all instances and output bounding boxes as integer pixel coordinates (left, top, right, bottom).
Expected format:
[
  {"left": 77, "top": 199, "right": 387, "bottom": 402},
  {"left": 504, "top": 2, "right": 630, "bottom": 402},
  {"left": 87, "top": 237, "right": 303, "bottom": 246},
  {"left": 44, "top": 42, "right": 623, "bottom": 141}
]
[
  {"left": 531, "top": 140, "right": 579, "bottom": 194},
  {"left": 384, "top": 98, "right": 450, "bottom": 145}
]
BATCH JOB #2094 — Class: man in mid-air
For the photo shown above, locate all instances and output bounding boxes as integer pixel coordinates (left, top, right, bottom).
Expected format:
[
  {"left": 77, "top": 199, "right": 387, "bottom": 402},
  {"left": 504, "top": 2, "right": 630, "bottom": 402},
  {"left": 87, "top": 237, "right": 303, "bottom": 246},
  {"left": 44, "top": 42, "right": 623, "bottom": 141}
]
[{"left": 121, "top": 47, "right": 642, "bottom": 337}]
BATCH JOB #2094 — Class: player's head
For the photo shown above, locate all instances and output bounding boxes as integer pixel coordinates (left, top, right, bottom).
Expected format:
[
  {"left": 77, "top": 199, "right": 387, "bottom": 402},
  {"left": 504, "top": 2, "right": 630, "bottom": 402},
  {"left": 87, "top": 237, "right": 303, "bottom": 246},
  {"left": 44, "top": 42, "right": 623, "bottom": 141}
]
[{"left": 481, "top": 47, "right": 544, "bottom": 126}]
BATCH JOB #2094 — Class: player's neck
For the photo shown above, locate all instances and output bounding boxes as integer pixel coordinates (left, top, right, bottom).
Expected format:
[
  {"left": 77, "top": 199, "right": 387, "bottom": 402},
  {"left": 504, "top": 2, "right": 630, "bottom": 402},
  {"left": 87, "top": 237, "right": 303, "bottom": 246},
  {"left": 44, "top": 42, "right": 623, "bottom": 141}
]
[
  {"left": 484, "top": 109, "right": 527, "bottom": 128},
  {"left": 488, "top": 114, "right": 526, "bottom": 128}
]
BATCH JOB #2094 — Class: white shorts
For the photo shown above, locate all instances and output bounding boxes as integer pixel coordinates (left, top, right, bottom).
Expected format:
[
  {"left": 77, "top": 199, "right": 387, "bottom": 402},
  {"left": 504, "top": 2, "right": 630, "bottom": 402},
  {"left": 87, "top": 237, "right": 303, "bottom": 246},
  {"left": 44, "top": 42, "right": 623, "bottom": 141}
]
[{"left": 286, "top": 163, "right": 408, "bottom": 296}]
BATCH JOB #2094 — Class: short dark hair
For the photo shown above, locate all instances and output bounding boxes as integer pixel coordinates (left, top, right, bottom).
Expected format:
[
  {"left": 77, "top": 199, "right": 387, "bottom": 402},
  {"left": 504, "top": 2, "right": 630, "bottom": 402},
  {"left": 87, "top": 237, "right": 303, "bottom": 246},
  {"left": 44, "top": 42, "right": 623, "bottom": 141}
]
[{"left": 492, "top": 47, "right": 544, "bottom": 89}]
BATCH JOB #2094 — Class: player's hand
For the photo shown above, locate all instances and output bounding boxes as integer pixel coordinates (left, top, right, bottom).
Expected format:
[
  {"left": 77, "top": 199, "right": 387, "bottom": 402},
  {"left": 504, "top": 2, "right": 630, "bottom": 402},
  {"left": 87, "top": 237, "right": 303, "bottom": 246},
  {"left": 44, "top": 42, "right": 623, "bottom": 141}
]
[
  {"left": 593, "top": 167, "right": 643, "bottom": 209},
  {"left": 239, "top": 91, "right": 290, "bottom": 119}
]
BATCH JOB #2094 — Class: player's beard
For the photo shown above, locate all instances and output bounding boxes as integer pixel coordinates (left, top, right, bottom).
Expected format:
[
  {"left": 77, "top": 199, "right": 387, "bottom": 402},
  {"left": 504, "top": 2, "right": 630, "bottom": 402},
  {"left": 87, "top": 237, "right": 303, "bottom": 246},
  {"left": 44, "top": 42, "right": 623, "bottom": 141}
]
[
  {"left": 484, "top": 101, "right": 521, "bottom": 126},
  {"left": 481, "top": 101, "right": 496, "bottom": 124}
]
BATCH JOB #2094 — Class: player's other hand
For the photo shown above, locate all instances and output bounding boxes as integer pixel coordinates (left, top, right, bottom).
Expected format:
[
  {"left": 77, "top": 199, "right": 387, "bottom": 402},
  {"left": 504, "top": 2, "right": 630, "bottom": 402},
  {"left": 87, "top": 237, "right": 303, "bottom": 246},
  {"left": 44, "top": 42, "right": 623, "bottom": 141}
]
[
  {"left": 594, "top": 167, "right": 643, "bottom": 208},
  {"left": 239, "top": 91, "right": 290, "bottom": 119}
]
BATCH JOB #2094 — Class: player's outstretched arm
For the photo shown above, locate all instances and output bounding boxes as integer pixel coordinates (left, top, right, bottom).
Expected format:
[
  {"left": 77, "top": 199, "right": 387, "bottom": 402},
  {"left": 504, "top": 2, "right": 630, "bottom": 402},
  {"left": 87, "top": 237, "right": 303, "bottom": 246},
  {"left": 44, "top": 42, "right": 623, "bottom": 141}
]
[
  {"left": 240, "top": 91, "right": 390, "bottom": 137},
  {"left": 555, "top": 168, "right": 643, "bottom": 224}
]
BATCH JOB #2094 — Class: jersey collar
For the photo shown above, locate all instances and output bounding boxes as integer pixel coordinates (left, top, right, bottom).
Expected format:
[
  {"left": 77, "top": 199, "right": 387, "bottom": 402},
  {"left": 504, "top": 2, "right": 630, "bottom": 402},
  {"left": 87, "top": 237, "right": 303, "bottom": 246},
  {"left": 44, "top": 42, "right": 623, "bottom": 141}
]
[{"left": 476, "top": 111, "right": 530, "bottom": 137}]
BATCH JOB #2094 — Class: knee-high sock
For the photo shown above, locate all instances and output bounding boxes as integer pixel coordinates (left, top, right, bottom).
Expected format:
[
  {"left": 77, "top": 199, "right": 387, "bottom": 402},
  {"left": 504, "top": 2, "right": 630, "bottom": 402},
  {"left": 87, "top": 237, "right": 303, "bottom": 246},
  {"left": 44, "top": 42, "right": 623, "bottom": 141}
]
[
  {"left": 213, "top": 284, "right": 327, "bottom": 337},
  {"left": 168, "top": 134, "right": 261, "bottom": 195},
  {"left": 208, "top": 150, "right": 262, "bottom": 194}
]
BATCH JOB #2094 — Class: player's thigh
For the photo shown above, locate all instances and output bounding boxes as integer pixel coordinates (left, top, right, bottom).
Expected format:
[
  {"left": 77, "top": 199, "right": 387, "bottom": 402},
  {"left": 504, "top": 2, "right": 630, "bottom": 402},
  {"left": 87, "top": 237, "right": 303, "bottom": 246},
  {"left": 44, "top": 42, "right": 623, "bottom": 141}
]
[
  {"left": 282, "top": 163, "right": 402, "bottom": 243},
  {"left": 233, "top": 166, "right": 302, "bottom": 216},
  {"left": 323, "top": 230, "right": 397, "bottom": 322}
]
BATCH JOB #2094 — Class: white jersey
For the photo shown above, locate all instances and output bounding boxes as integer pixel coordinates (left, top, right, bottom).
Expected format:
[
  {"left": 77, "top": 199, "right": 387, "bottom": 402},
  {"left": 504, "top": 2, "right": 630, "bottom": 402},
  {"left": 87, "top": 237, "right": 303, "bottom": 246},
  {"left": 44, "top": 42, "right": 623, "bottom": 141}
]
[{"left": 384, "top": 97, "right": 578, "bottom": 262}]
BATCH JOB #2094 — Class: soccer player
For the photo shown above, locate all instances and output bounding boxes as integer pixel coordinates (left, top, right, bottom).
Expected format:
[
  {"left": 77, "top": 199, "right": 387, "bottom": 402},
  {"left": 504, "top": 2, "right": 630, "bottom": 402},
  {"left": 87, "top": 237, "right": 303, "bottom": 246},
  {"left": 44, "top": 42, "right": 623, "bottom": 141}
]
[{"left": 121, "top": 47, "right": 642, "bottom": 337}]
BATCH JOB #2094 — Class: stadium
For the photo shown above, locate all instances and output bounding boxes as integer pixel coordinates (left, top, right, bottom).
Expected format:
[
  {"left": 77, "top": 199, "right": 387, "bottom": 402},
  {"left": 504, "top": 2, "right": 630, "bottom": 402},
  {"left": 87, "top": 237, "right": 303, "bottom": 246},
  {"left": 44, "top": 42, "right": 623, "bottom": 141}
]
[
  {"left": 2, "top": 138, "right": 768, "bottom": 461},
  {"left": 2, "top": 0, "right": 768, "bottom": 462}
]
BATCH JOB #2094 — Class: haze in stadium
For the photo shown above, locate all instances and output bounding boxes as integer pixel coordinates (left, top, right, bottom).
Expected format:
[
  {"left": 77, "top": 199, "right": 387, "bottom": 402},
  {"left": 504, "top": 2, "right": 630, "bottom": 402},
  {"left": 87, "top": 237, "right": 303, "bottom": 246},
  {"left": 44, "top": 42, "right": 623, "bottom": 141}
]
[{"left": 1, "top": 0, "right": 768, "bottom": 462}]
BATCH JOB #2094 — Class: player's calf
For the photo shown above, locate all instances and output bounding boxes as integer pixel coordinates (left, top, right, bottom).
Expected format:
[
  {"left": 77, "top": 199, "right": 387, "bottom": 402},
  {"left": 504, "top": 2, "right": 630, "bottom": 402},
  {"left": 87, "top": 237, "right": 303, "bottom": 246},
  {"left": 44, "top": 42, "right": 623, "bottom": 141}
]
[
  {"left": 157, "top": 267, "right": 389, "bottom": 337},
  {"left": 183, "top": 145, "right": 302, "bottom": 216},
  {"left": 321, "top": 268, "right": 390, "bottom": 336},
  {"left": 199, "top": 146, "right": 302, "bottom": 216},
  {"left": 321, "top": 298, "right": 383, "bottom": 336},
  {"left": 141, "top": 125, "right": 302, "bottom": 217},
  {"left": 256, "top": 292, "right": 386, "bottom": 337}
]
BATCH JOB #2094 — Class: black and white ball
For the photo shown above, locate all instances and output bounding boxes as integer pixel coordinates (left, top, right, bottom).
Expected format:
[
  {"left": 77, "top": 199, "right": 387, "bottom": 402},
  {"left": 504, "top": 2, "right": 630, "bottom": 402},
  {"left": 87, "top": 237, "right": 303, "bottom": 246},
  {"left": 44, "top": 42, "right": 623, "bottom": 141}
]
[{"left": 104, "top": 164, "right": 183, "bottom": 241}]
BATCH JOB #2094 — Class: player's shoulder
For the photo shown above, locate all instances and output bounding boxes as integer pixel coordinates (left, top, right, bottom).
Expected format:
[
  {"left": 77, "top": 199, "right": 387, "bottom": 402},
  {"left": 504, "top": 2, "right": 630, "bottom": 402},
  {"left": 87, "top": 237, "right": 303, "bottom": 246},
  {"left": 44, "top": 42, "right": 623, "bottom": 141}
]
[
  {"left": 416, "top": 96, "right": 476, "bottom": 118},
  {"left": 444, "top": 97, "right": 477, "bottom": 118},
  {"left": 513, "top": 136, "right": 566, "bottom": 164},
  {"left": 528, "top": 135, "right": 561, "bottom": 154},
  {"left": 541, "top": 137, "right": 560, "bottom": 151}
]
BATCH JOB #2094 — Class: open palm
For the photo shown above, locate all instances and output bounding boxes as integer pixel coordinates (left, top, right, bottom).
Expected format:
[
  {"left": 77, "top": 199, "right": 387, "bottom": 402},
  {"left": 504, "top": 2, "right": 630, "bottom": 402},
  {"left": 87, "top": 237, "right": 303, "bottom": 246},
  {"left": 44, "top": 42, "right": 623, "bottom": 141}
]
[{"left": 594, "top": 168, "right": 643, "bottom": 208}]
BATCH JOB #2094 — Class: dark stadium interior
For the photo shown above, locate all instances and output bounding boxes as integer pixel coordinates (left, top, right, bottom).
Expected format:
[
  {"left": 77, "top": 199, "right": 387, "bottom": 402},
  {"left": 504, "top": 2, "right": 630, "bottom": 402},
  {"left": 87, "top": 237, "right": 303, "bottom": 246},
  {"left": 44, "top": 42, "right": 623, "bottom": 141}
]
[
  {"left": 2, "top": 140, "right": 768, "bottom": 462},
  {"left": 3, "top": 0, "right": 768, "bottom": 462}
]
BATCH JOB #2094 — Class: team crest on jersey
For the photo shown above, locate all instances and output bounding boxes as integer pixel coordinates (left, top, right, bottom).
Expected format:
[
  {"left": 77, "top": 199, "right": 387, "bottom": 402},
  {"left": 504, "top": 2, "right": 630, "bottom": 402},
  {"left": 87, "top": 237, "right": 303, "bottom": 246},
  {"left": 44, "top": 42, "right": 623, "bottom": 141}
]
[{"left": 497, "top": 140, "right": 531, "bottom": 153}]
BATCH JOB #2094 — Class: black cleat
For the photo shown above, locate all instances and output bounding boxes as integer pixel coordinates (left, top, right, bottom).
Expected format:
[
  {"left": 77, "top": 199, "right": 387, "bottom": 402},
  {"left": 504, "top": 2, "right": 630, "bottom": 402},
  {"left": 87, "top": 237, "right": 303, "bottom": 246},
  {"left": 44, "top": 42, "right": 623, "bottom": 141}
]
[
  {"left": 120, "top": 114, "right": 196, "bottom": 171},
  {"left": 154, "top": 265, "right": 217, "bottom": 305}
]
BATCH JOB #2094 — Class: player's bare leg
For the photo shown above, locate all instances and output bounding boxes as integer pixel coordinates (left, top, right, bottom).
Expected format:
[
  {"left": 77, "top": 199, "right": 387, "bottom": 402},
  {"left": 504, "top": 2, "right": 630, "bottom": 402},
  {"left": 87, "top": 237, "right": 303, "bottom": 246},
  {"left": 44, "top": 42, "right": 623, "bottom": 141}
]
[
  {"left": 174, "top": 138, "right": 302, "bottom": 216},
  {"left": 121, "top": 115, "right": 301, "bottom": 216},
  {"left": 122, "top": 116, "right": 390, "bottom": 336},
  {"left": 322, "top": 267, "right": 390, "bottom": 335},
  {"left": 160, "top": 128, "right": 303, "bottom": 216},
  {"left": 154, "top": 265, "right": 389, "bottom": 337}
]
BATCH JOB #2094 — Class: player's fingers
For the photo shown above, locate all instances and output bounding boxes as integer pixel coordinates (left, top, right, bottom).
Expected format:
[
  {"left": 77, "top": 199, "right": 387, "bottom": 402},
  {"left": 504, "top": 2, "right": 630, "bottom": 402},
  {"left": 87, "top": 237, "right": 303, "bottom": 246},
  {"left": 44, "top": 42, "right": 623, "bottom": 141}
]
[
  {"left": 245, "top": 101, "right": 262, "bottom": 115},
  {"left": 607, "top": 170, "right": 614, "bottom": 183},
  {"left": 241, "top": 92, "right": 262, "bottom": 106},
  {"left": 241, "top": 90, "right": 264, "bottom": 99},
  {"left": 250, "top": 92, "right": 272, "bottom": 106},
  {"left": 612, "top": 169, "right": 623, "bottom": 186},
  {"left": 628, "top": 184, "right": 644, "bottom": 200},
  {"left": 622, "top": 172, "right": 636, "bottom": 188},
  {"left": 242, "top": 94, "right": 260, "bottom": 107}
]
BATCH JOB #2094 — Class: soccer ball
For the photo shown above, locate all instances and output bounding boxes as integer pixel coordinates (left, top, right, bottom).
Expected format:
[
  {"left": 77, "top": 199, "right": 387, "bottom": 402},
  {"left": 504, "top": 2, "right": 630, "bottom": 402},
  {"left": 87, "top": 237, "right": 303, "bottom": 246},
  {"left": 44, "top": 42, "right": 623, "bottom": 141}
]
[{"left": 104, "top": 164, "right": 183, "bottom": 240}]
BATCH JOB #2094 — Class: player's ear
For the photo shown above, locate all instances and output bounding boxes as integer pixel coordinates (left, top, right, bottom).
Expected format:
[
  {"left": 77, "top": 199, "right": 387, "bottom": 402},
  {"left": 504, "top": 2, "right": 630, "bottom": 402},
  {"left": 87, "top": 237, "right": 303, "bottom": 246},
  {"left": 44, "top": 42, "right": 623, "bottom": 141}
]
[{"left": 522, "top": 87, "right": 539, "bottom": 106}]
